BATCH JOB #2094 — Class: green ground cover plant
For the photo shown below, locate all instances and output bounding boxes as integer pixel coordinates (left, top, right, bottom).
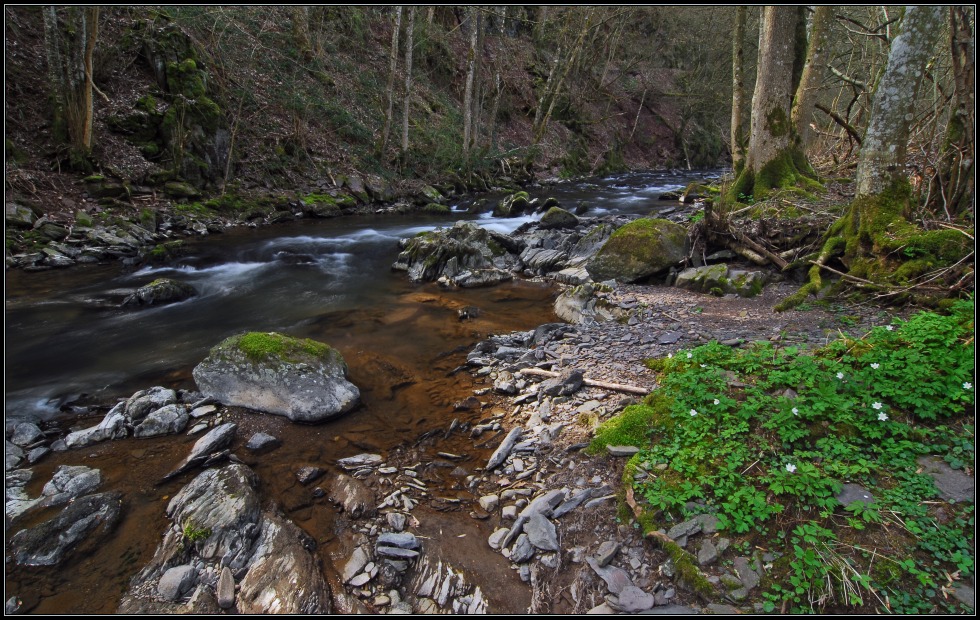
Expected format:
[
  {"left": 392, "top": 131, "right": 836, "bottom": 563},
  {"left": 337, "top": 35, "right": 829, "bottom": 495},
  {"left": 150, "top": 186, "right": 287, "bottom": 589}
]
[{"left": 592, "top": 298, "right": 974, "bottom": 613}]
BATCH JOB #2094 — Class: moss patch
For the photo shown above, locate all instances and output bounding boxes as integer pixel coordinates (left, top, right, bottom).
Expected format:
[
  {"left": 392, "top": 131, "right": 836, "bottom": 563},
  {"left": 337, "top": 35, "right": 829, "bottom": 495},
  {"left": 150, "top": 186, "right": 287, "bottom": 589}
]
[{"left": 233, "top": 332, "right": 338, "bottom": 365}]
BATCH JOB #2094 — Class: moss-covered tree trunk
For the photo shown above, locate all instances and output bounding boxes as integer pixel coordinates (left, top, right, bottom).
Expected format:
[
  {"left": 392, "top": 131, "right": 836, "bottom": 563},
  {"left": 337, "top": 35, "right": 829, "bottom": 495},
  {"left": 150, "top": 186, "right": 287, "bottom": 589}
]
[
  {"left": 778, "top": 6, "right": 969, "bottom": 310},
  {"left": 728, "top": 6, "right": 814, "bottom": 202}
]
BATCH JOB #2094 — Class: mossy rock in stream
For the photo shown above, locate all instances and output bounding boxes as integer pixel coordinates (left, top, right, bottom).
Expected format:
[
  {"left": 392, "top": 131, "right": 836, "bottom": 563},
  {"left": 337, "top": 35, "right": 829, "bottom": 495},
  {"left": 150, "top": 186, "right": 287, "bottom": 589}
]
[
  {"left": 193, "top": 332, "right": 360, "bottom": 423},
  {"left": 585, "top": 218, "right": 687, "bottom": 283}
]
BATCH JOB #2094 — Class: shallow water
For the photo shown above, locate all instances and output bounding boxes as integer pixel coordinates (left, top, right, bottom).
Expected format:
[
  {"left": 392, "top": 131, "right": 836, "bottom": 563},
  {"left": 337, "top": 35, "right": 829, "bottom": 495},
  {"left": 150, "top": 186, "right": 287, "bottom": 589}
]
[{"left": 4, "top": 169, "right": 720, "bottom": 613}]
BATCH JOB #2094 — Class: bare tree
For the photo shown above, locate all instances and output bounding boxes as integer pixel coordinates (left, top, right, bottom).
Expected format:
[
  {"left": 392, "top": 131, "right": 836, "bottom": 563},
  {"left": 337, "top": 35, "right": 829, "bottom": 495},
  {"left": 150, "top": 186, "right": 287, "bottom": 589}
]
[
  {"left": 779, "top": 5, "right": 967, "bottom": 309},
  {"left": 792, "top": 6, "right": 834, "bottom": 145},
  {"left": 462, "top": 6, "right": 479, "bottom": 156},
  {"left": 401, "top": 6, "right": 416, "bottom": 157},
  {"left": 379, "top": 6, "right": 402, "bottom": 157},
  {"left": 42, "top": 5, "right": 100, "bottom": 164},
  {"left": 730, "top": 6, "right": 748, "bottom": 170}
]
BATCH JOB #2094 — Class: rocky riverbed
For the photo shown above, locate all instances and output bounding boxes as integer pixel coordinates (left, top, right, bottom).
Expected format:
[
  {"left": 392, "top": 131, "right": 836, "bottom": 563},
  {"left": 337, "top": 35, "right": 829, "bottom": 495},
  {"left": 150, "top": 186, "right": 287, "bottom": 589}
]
[{"left": 6, "top": 190, "right": 973, "bottom": 614}]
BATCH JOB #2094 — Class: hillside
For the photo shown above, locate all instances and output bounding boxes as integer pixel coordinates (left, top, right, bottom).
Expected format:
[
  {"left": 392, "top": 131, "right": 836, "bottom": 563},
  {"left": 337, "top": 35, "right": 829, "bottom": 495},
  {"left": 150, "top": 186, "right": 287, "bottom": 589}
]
[{"left": 5, "top": 7, "right": 732, "bottom": 234}]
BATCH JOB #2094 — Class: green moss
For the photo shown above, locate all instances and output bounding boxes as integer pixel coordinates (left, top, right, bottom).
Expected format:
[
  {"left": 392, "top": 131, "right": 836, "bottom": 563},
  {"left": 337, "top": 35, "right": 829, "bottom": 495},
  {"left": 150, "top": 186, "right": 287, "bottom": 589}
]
[
  {"left": 661, "top": 537, "right": 715, "bottom": 598},
  {"left": 765, "top": 105, "right": 790, "bottom": 138},
  {"left": 423, "top": 203, "right": 450, "bottom": 214},
  {"left": 727, "top": 147, "right": 821, "bottom": 203},
  {"left": 235, "top": 331, "right": 335, "bottom": 364},
  {"left": 587, "top": 398, "right": 673, "bottom": 455}
]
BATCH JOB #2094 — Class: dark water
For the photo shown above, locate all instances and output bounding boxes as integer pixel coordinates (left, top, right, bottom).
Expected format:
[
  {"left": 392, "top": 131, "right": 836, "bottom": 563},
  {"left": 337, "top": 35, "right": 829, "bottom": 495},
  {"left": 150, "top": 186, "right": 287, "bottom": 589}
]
[{"left": 3, "top": 169, "right": 719, "bottom": 614}]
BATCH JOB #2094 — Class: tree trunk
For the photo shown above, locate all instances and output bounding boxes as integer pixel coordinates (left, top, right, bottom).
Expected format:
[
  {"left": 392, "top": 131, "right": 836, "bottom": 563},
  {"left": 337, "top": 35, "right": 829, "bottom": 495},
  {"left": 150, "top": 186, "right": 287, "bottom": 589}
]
[
  {"left": 777, "top": 5, "right": 967, "bottom": 310},
  {"left": 791, "top": 6, "right": 833, "bottom": 145},
  {"left": 401, "top": 6, "right": 416, "bottom": 156},
  {"left": 730, "top": 6, "right": 747, "bottom": 171},
  {"left": 930, "top": 6, "right": 975, "bottom": 217},
  {"left": 488, "top": 9, "right": 506, "bottom": 151},
  {"left": 379, "top": 6, "right": 402, "bottom": 157},
  {"left": 729, "top": 6, "right": 814, "bottom": 202},
  {"left": 43, "top": 6, "right": 100, "bottom": 165},
  {"left": 462, "top": 6, "right": 479, "bottom": 156},
  {"left": 290, "top": 7, "right": 313, "bottom": 62},
  {"left": 855, "top": 6, "right": 946, "bottom": 197}
]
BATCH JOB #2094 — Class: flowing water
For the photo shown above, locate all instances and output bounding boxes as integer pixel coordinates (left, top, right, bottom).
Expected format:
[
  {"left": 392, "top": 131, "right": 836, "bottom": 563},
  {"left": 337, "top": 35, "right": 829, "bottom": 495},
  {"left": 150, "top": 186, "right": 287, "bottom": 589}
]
[{"left": 4, "top": 169, "right": 720, "bottom": 613}]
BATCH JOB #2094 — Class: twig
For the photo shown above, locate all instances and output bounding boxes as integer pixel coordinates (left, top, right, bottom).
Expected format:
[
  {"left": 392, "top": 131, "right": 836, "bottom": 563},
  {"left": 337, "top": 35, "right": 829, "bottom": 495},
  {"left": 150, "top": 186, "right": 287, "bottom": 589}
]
[{"left": 808, "top": 260, "right": 877, "bottom": 286}]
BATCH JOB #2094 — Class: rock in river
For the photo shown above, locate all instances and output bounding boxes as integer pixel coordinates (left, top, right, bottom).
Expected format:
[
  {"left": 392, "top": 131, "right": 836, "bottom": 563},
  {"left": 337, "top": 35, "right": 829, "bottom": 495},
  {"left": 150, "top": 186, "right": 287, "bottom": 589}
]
[
  {"left": 9, "top": 492, "right": 122, "bottom": 566},
  {"left": 192, "top": 332, "right": 360, "bottom": 423}
]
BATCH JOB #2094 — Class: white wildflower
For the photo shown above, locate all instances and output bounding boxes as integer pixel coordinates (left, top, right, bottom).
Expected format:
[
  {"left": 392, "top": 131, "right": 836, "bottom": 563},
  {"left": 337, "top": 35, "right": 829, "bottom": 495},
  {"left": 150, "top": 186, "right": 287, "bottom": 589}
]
[
  {"left": 792, "top": 407, "right": 799, "bottom": 416},
  {"left": 964, "top": 382, "right": 972, "bottom": 390},
  {"left": 836, "top": 372, "right": 845, "bottom": 380},
  {"left": 872, "top": 402, "right": 883, "bottom": 410},
  {"left": 690, "top": 409, "right": 698, "bottom": 417},
  {"left": 870, "top": 363, "right": 880, "bottom": 370},
  {"left": 785, "top": 464, "right": 797, "bottom": 474},
  {"left": 713, "top": 399, "right": 720, "bottom": 405},
  {"left": 878, "top": 412, "right": 889, "bottom": 422}
]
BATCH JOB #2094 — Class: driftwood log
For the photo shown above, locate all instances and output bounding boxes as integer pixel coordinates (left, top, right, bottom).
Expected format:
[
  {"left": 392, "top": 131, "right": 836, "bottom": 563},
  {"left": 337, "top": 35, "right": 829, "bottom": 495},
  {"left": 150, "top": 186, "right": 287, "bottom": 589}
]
[{"left": 517, "top": 367, "right": 652, "bottom": 395}]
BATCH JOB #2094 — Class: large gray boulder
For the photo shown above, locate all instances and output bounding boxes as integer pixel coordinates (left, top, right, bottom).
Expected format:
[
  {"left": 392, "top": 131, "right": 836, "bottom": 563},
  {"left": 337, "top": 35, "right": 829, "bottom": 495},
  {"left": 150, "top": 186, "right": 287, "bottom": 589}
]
[
  {"left": 585, "top": 218, "right": 687, "bottom": 283},
  {"left": 192, "top": 332, "right": 360, "bottom": 423},
  {"left": 391, "top": 221, "right": 519, "bottom": 286}
]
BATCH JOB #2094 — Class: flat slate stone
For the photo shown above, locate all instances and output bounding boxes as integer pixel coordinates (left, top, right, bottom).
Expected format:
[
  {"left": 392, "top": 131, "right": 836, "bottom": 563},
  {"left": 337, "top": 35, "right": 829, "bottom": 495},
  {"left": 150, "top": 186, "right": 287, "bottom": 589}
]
[
  {"left": 525, "top": 512, "right": 558, "bottom": 552},
  {"left": 594, "top": 540, "right": 620, "bottom": 567},
  {"left": 917, "top": 456, "right": 974, "bottom": 503},
  {"left": 637, "top": 604, "right": 699, "bottom": 614},
  {"left": 835, "top": 483, "right": 876, "bottom": 508},
  {"left": 377, "top": 532, "right": 419, "bottom": 550},
  {"left": 376, "top": 546, "right": 419, "bottom": 560},
  {"left": 607, "top": 445, "right": 640, "bottom": 457},
  {"left": 608, "top": 585, "right": 655, "bottom": 613},
  {"left": 245, "top": 432, "right": 281, "bottom": 453},
  {"left": 587, "top": 556, "right": 633, "bottom": 595},
  {"left": 337, "top": 453, "right": 382, "bottom": 470},
  {"left": 296, "top": 467, "right": 325, "bottom": 485}
]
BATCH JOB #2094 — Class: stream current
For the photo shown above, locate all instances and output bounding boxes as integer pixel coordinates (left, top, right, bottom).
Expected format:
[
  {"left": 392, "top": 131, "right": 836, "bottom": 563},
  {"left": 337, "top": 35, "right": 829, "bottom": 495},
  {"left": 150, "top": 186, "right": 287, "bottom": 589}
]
[{"left": 4, "top": 170, "right": 719, "bottom": 613}]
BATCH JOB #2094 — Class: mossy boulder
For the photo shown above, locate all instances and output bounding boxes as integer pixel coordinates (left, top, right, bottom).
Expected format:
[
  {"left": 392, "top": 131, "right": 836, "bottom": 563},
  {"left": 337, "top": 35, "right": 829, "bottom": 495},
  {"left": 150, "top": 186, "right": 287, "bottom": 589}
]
[
  {"left": 422, "top": 203, "right": 450, "bottom": 215},
  {"left": 675, "top": 264, "right": 766, "bottom": 298},
  {"left": 419, "top": 185, "right": 443, "bottom": 204},
  {"left": 122, "top": 278, "right": 197, "bottom": 307},
  {"left": 585, "top": 218, "right": 688, "bottom": 283},
  {"left": 192, "top": 332, "right": 360, "bottom": 423},
  {"left": 539, "top": 206, "right": 579, "bottom": 229},
  {"left": 493, "top": 191, "right": 531, "bottom": 218},
  {"left": 6, "top": 203, "right": 38, "bottom": 229},
  {"left": 164, "top": 181, "right": 201, "bottom": 199}
]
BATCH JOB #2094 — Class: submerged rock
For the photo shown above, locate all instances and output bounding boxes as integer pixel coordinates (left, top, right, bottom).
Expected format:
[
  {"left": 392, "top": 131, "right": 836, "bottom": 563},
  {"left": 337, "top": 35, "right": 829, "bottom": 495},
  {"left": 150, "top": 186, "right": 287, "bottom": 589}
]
[
  {"left": 193, "top": 332, "right": 360, "bottom": 423},
  {"left": 122, "top": 278, "right": 197, "bottom": 307}
]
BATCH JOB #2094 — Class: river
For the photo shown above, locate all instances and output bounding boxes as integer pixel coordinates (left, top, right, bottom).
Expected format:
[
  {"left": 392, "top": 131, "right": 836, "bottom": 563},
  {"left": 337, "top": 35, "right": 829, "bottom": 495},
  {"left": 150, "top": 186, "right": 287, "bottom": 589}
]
[{"left": 4, "top": 169, "right": 719, "bottom": 614}]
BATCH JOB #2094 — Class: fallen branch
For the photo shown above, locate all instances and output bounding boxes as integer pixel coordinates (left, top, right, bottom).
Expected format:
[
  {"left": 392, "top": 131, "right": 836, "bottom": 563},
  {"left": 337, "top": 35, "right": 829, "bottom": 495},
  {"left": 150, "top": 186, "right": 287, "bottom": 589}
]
[
  {"left": 732, "top": 229, "right": 790, "bottom": 270},
  {"left": 816, "top": 103, "right": 863, "bottom": 145},
  {"left": 517, "top": 368, "right": 652, "bottom": 395}
]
